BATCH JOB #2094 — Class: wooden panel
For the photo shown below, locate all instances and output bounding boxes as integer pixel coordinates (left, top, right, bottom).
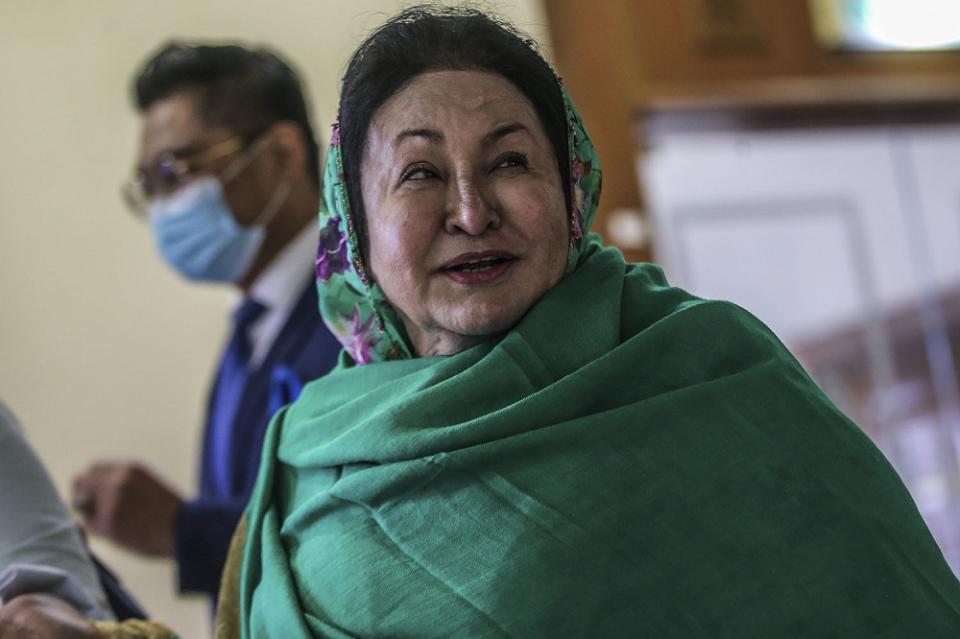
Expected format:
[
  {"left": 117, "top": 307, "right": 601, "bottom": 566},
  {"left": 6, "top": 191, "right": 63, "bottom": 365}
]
[
  {"left": 625, "top": 0, "right": 817, "bottom": 86},
  {"left": 542, "top": 0, "right": 648, "bottom": 263}
]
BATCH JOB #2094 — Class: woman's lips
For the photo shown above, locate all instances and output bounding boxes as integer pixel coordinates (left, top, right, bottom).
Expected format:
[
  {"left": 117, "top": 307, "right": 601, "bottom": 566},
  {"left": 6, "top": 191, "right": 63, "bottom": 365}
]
[{"left": 441, "top": 251, "right": 517, "bottom": 284}]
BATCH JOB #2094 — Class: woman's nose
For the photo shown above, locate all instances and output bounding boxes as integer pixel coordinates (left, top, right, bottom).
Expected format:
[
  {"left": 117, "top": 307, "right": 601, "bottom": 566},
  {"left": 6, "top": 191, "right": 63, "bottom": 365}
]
[{"left": 445, "top": 180, "right": 500, "bottom": 235}]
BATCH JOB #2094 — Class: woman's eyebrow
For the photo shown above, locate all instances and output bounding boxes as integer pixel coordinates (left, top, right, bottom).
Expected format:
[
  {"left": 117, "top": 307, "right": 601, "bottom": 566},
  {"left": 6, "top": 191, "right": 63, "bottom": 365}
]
[
  {"left": 392, "top": 122, "right": 529, "bottom": 149},
  {"left": 394, "top": 128, "right": 443, "bottom": 147},
  {"left": 484, "top": 122, "right": 528, "bottom": 146}
]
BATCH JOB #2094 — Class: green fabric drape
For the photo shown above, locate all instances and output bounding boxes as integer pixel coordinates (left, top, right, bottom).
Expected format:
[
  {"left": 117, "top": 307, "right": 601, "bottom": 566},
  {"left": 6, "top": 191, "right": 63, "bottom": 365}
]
[{"left": 241, "top": 241, "right": 960, "bottom": 637}]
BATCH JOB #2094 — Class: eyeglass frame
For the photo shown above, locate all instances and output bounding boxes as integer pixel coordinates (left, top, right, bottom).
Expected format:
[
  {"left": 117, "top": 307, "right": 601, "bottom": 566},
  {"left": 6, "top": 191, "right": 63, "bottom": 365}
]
[{"left": 122, "top": 127, "right": 268, "bottom": 215}]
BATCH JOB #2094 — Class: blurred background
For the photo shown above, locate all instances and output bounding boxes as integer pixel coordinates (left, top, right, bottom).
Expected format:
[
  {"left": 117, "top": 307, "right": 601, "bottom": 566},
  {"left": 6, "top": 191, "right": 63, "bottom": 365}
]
[{"left": 2, "top": 0, "right": 960, "bottom": 636}]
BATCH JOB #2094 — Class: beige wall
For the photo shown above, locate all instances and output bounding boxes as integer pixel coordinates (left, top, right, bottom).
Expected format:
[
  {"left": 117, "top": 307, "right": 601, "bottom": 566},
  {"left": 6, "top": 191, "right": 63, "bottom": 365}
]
[{"left": 0, "top": 2, "right": 549, "bottom": 636}]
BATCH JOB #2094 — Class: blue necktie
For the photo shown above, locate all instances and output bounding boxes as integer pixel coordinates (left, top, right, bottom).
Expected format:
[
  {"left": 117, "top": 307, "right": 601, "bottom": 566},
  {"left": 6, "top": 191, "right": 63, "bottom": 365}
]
[{"left": 209, "top": 297, "right": 266, "bottom": 495}]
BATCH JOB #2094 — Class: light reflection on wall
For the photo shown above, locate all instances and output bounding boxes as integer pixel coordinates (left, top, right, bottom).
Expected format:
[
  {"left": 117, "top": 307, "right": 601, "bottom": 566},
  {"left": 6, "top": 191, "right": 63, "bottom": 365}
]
[{"left": 811, "top": 0, "right": 960, "bottom": 51}]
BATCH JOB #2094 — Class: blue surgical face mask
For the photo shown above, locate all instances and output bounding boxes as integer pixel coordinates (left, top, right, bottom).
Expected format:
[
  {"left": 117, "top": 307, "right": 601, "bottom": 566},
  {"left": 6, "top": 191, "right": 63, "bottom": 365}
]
[{"left": 148, "top": 172, "right": 290, "bottom": 284}]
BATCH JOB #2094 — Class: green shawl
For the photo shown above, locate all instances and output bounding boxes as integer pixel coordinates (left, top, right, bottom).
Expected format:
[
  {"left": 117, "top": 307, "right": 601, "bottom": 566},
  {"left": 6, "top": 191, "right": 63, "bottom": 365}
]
[{"left": 239, "top": 82, "right": 960, "bottom": 637}]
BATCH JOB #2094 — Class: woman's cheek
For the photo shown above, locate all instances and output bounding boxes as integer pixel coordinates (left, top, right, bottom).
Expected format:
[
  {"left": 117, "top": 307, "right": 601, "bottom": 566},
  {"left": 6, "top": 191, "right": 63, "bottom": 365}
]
[
  {"left": 376, "top": 220, "right": 424, "bottom": 284},
  {"left": 507, "top": 179, "right": 562, "bottom": 223}
]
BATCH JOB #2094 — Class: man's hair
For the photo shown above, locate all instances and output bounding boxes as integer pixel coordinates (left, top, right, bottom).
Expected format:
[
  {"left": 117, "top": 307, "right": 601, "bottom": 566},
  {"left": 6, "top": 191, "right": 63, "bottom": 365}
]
[
  {"left": 338, "top": 5, "right": 571, "bottom": 247},
  {"left": 134, "top": 42, "right": 320, "bottom": 186}
]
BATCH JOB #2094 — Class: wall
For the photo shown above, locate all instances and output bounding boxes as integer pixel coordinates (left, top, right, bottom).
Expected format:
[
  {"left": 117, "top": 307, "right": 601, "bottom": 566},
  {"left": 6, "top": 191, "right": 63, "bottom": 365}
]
[{"left": 0, "top": 2, "right": 550, "bottom": 637}]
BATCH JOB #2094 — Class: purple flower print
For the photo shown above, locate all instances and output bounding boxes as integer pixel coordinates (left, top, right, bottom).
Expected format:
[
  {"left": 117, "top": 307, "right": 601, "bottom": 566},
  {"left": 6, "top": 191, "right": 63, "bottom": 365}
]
[
  {"left": 570, "top": 156, "right": 583, "bottom": 184},
  {"left": 569, "top": 158, "right": 587, "bottom": 241},
  {"left": 330, "top": 123, "right": 341, "bottom": 147},
  {"left": 316, "top": 216, "right": 349, "bottom": 282},
  {"left": 345, "top": 306, "right": 379, "bottom": 365}
]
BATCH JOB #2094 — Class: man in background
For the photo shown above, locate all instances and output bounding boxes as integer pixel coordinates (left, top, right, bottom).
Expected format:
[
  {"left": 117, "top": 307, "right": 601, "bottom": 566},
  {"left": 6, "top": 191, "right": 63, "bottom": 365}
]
[{"left": 72, "top": 42, "right": 340, "bottom": 601}]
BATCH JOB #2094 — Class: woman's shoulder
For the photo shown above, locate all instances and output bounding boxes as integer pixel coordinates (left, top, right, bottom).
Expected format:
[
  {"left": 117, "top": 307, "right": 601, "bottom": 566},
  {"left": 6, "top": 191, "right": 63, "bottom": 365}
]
[{"left": 622, "top": 261, "right": 782, "bottom": 350}]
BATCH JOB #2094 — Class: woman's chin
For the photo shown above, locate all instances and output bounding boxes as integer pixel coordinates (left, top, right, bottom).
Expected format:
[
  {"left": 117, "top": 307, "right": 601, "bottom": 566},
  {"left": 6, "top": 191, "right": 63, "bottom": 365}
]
[
  {"left": 444, "top": 308, "right": 527, "bottom": 344},
  {"left": 448, "top": 287, "right": 553, "bottom": 337},
  {"left": 406, "top": 310, "right": 519, "bottom": 356}
]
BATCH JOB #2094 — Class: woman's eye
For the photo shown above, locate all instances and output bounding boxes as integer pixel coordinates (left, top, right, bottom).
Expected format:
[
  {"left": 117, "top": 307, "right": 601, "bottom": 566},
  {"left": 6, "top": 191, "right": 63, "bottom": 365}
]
[
  {"left": 495, "top": 152, "right": 528, "bottom": 170},
  {"left": 401, "top": 165, "right": 437, "bottom": 182}
]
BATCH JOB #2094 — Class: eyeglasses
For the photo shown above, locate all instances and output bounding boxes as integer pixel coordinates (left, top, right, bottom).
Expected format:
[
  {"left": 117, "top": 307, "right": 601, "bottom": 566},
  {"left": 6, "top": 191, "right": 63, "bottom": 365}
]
[{"left": 122, "top": 136, "right": 246, "bottom": 215}]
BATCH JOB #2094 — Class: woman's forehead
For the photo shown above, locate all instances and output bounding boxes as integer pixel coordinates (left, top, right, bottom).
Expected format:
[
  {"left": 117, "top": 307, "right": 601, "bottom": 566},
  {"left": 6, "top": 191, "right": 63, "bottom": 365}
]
[{"left": 370, "top": 70, "right": 543, "bottom": 148}]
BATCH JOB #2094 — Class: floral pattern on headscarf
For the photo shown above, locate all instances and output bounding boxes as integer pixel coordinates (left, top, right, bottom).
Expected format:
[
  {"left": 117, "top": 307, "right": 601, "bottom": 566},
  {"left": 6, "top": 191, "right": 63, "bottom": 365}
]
[
  {"left": 315, "top": 215, "right": 350, "bottom": 282},
  {"left": 315, "top": 83, "right": 603, "bottom": 365},
  {"left": 561, "top": 82, "right": 602, "bottom": 270}
]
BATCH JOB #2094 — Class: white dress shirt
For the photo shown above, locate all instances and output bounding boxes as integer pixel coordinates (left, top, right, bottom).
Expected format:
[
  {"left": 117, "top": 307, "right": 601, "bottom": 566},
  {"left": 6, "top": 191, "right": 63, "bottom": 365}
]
[{"left": 241, "top": 223, "right": 318, "bottom": 368}]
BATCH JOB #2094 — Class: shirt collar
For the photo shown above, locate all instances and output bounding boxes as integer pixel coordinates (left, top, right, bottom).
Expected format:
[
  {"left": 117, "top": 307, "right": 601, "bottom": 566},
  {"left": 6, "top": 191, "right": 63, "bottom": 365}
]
[
  {"left": 229, "top": 223, "right": 317, "bottom": 367},
  {"left": 245, "top": 223, "right": 316, "bottom": 315}
]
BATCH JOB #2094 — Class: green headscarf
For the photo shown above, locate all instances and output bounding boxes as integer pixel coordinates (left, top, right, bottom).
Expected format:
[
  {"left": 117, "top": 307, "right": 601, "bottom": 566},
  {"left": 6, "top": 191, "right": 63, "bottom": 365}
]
[{"left": 240, "top": 76, "right": 960, "bottom": 637}]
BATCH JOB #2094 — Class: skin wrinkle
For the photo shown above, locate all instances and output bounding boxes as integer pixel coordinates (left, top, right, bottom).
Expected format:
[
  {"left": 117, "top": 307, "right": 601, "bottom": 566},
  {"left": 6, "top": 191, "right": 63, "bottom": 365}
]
[{"left": 361, "top": 70, "right": 569, "bottom": 357}]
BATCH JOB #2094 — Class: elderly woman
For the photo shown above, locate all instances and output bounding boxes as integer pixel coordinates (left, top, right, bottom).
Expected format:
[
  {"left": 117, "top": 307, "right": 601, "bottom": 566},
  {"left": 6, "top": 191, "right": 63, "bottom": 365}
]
[
  {"left": 8, "top": 5, "right": 960, "bottom": 638},
  {"left": 233, "top": 6, "right": 960, "bottom": 637}
]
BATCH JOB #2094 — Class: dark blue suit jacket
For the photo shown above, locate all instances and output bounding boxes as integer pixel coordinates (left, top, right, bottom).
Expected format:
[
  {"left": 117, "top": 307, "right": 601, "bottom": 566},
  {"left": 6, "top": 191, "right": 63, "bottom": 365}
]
[{"left": 173, "top": 280, "right": 340, "bottom": 597}]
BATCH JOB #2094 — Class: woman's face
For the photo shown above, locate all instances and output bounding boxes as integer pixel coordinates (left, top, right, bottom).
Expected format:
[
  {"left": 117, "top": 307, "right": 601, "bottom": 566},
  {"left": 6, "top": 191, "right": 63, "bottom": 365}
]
[{"left": 361, "top": 70, "right": 569, "bottom": 356}]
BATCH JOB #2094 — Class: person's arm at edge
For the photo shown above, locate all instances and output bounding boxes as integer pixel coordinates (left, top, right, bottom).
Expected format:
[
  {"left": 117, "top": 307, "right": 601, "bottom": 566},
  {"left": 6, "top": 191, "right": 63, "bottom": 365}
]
[
  {"left": 0, "top": 594, "right": 177, "bottom": 639},
  {"left": 173, "top": 498, "right": 245, "bottom": 596}
]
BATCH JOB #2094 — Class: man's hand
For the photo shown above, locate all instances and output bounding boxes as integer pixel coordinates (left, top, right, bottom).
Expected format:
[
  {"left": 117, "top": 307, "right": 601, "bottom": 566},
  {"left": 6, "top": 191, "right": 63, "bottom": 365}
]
[
  {"left": 0, "top": 593, "right": 97, "bottom": 639},
  {"left": 71, "top": 462, "right": 182, "bottom": 557}
]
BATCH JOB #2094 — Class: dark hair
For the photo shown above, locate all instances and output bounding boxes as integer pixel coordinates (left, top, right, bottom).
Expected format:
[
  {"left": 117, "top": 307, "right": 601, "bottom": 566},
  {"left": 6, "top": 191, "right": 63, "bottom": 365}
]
[
  {"left": 134, "top": 42, "right": 321, "bottom": 187},
  {"left": 339, "top": 5, "right": 571, "bottom": 245}
]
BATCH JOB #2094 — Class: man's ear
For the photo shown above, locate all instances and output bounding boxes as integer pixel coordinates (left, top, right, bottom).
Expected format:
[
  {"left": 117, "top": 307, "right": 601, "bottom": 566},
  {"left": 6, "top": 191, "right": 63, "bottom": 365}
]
[{"left": 266, "top": 121, "right": 307, "bottom": 182}]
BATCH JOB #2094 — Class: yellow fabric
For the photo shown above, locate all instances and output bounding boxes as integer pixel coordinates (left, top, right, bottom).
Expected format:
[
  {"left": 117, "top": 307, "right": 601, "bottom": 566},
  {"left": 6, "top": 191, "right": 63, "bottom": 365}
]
[
  {"left": 91, "top": 618, "right": 177, "bottom": 638},
  {"left": 89, "top": 520, "right": 246, "bottom": 638},
  {"left": 214, "top": 516, "right": 246, "bottom": 639}
]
